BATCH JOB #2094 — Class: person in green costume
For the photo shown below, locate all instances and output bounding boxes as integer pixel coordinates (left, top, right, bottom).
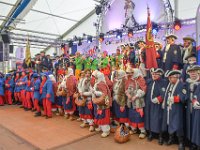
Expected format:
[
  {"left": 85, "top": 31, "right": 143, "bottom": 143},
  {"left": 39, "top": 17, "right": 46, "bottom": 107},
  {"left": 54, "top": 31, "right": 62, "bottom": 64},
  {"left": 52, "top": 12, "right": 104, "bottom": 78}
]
[
  {"left": 91, "top": 57, "right": 99, "bottom": 71},
  {"left": 74, "top": 52, "right": 83, "bottom": 80},
  {"left": 83, "top": 54, "right": 92, "bottom": 70}
]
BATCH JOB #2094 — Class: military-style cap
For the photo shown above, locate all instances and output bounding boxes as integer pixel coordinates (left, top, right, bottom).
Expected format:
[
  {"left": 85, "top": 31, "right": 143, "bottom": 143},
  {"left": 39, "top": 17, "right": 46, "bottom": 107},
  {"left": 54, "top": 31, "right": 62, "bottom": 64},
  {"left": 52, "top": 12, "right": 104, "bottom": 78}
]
[
  {"left": 166, "top": 34, "right": 177, "bottom": 39},
  {"left": 150, "top": 68, "right": 164, "bottom": 75}
]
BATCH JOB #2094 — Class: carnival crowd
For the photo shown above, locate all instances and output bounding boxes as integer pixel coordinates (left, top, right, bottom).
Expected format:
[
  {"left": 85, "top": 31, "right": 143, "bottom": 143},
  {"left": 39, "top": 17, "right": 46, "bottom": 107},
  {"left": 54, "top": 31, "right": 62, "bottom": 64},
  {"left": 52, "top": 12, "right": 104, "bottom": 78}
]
[{"left": 0, "top": 34, "right": 200, "bottom": 150}]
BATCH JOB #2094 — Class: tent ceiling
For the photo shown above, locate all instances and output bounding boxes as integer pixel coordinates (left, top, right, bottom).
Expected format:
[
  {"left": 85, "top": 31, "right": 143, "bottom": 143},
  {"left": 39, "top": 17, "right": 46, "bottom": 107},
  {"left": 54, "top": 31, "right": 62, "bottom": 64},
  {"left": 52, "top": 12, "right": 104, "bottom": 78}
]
[{"left": 12, "top": 0, "right": 97, "bottom": 37}]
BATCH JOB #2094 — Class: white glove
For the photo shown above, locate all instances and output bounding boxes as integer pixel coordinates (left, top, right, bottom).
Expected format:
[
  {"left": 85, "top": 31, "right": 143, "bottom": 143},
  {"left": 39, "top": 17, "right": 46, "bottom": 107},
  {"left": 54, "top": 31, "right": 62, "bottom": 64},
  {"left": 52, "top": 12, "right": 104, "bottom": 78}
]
[
  {"left": 94, "top": 91, "right": 102, "bottom": 97},
  {"left": 193, "top": 101, "right": 200, "bottom": 109},
  {"left": 151, "top": 97, "right": 159, "bottom": 104},
  {"left": 169, "top": 96, "right": 174, "bottom": 104}
]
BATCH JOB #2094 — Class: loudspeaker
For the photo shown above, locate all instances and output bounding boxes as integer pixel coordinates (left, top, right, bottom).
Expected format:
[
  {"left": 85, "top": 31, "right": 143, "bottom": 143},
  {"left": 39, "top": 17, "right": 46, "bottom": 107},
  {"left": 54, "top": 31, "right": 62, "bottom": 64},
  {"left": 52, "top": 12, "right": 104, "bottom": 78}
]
[
  {"left": 1, "top": 34, "right": 10, "bottom": 43},
  {"left": 9, "top": 45, "right": 13, "bottom": 53},
  {"left": 0, "top": 42, "right": 3, "bottom": 62}
]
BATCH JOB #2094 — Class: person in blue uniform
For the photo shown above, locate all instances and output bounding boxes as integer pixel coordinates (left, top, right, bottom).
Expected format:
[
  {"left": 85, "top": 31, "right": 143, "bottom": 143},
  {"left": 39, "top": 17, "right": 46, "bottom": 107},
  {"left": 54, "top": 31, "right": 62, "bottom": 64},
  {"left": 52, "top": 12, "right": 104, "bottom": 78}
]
[
  {"left": 162, "top": 35, "right": 182, "bottom": 71},
  {"left": 5, "top": 73, "right": 14, "bottom": 105},
  {"left": 145, "top": 68, "right": 167, "bottom": 145},
  {"left": 154, "top": 42, "right": 163, "bottom": 68},
  {"left": 14, "top": 71, "right": 21, "bottom": 105},
  {"left": 181, "top": 53, "right": 197, "bottom": 82},
  {"left": 191, "top": 77, "right": 200, "bottom": 150},
  {"left": 32, "top": 73, "right": 42, "bottom": 117},
  {"left": 18, "top": 70, "right": 27, "bottom": 108},
  {"left": 182, "top": 37, "right": 197, "bottom": 64},
  {"left": 0, "top": 72, "right": 5, "bottom": 106},
  {"left": 162, "top": 70, "right": 186, "bottom": 150},
  {"left": 24, "top": 70, "right": 33, "bottom": 111},
  {"left": 40, "top": 73, "right": 54, "bottom": 119},
  {"left": 185, "top": 65, "right": 200, "bottom": 150}
]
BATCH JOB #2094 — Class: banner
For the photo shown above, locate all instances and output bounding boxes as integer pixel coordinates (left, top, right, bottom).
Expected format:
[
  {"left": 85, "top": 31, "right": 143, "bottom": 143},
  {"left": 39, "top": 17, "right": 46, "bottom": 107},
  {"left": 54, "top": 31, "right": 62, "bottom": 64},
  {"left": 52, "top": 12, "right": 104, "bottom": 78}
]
[
  {"left": 25, "top": 38, "right": 31, "bottom": 66},
  {"left": 196, "top": 4, "right": 200, "bottom": 65},
  {"left": 145, "top": 7, "right": 157, "bottom": 69},
  {"left": 15, "top": 47, "right": 25, "bottom": 60}
]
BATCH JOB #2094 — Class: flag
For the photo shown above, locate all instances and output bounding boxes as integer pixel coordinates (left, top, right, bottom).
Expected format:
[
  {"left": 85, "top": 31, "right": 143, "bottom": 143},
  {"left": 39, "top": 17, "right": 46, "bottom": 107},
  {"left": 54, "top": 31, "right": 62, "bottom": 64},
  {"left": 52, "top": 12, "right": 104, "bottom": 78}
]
[
  {"left": 196, "top": 5, "right": 200, "bottom": 65},
  {"left": 145, "top": 6, "right": 158, "bottom": 69},
  {"left": 25, "top": 38, "right": 31, "bottom": 66}
]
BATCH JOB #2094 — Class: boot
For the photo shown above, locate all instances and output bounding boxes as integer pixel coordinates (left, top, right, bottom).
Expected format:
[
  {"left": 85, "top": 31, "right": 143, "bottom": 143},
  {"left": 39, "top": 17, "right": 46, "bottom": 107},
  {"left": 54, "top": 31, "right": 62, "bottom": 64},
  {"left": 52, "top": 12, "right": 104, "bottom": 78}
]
[
  {"left": 189, "top": 144, "right": 197, "bottom": 150},
  {"left": 101, "top": 131, "right": 110, "bottom": 138},
  {"left": 80, "top": 123, "right": 88, "bottom": 128},
  {"left": 167, "top": 134, "right": 175, "bottom": 145},
  {"left": 89, "top": 126, "right": 95, "bottom": 132},
  {"left": 69, "top": 115, "right": 75, "bottom": 121},
  {"left": 64, "top": 114, "right": 70, "bottom": 119},
  {"left": 34, "top": 112, "right": 41, "bottom": 117},
  {"left": 139, "top": 131, "right": 146, "bottom": 139},
  {"left": 178, "top": 136, "right": 185, "bottom": 150},
  {"left": 147, "top": 132, "right": 153, "bottom": 141},
  {"left": 158, "top": 133, "right": 164, "bottom": 145}
]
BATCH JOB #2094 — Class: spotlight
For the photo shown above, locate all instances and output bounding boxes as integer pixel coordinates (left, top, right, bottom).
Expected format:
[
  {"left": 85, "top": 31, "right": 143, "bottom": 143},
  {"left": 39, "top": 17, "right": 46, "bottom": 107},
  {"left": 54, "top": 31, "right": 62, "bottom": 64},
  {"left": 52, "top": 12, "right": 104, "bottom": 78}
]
[
  {"left": 87, "top": 36, "right": 93, "bottom": 43},
  {"left": 95, "top": 5, "right": 102, "bottom": 15},
  {"left": 174, "top": 20, "right": 181, "bottom": 31},
  {"left": 99, "top": 33, "right": 104, "bottom": 43},
  {"left": 116, "top": 30, "right": 122, "bottom": 39},
  {"left": 128, "top": 28, "right": 133, "bottom": 38},
  {"left": 152, "top": 23, "right": 159, "bottom": 35},
  {"left": 78, "top": 38, "right": 82, "bottom": 46}
]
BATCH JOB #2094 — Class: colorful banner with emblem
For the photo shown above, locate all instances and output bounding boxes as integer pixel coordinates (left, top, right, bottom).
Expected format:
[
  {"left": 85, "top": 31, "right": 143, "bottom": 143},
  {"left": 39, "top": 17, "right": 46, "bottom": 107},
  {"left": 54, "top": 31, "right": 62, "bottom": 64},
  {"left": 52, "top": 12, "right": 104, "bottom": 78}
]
[
  {"left": 196, "top": 4, "right": 200, "bottom": 65},
  {"left": 145, "top": 6, "right": 158, "bottom": 69},
  {"left": 25, "top": 38, "right": 31, "bottom": 66}
]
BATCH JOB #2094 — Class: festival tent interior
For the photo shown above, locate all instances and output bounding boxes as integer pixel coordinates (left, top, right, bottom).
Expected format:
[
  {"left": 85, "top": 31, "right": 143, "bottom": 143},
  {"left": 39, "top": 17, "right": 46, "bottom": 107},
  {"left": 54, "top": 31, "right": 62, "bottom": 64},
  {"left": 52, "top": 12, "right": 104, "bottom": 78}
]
[{"left": 0, "top": 0, "right": 200, "bottom": 72}]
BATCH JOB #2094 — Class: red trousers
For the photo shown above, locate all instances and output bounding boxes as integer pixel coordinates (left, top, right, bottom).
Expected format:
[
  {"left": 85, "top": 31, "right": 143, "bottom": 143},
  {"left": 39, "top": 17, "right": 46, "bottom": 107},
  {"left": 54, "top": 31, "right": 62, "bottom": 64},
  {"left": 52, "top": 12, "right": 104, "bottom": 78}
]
[
  {"left": 5, "top": 90, "right": 12, "bottom": 105},
  {"left": 25, "top": 91, "right": 32, "bottom": 109},
  {"left": 43, "top": 98, "right": 52, "bottom": 117},
  {"left": 21, "top": 90, "right": 26, "bottom": 106},
  {"left": 34, "top": 99, "right": 40, "bottom": 112},
  {"left": 17, "top": 92, "right": 21, "bottom": 102},
  {"left": 0, "top": 95, "right": 4, "bottom": 105}
]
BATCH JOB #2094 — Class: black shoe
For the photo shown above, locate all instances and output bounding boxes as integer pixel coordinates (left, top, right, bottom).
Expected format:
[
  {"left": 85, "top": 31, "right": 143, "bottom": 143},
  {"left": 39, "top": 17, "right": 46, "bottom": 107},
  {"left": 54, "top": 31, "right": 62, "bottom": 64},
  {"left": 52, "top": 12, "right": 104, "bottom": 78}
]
[
  {"left": 24, "top": 108, "right": 28, "bottom": 111},
  {"left": 189, "top": 144, "right": 197, "bottom": 150},
  {"left": 147, "top": 133, "right": 153, "bottom": 141},
  {"left": 167, "top": 134, "right": 175, "bottom": 145},
  {"left": 197, "top": 146, "right": 200, "bottom": 150},
  {"left": 178, "top": 143, "right": 185, "bottom": 150},
  {"left": 34, "top": 112, "right": 41, "bottom": 117},
  {"left": 31, "top": 109, "right": 36, "bottom": 112},
  {"left": 46, "top": 116, "right": 52, "bottom": 119},
  {"left": 17, "top": 102, "right": 22, "bottom": 105}
]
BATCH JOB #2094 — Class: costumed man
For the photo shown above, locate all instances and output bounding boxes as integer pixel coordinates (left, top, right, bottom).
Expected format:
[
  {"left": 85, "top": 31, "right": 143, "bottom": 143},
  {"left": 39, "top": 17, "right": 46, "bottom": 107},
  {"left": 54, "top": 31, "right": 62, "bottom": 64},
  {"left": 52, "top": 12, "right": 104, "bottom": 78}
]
[
  {"left": 145, "top": 68, "right": 166, "bottom": 145},
  {"left": 185, "top": 65, "right": 200, "bottom": 150},
  {"left": 64, "top": 68, "right": 77, "bottom": 120},
  {"left": 14, "top": 71, "right": 21, "bottom": 105},
  {"left": 91, "top": 71, "right": 112, "bottom": 138},
  {"left": 136, "top": 40, "right": 146, "bottom": 77},
  {"left": 32, "top": 73, "right": 42, "bottom": 117},
  {"left": 113, "top": 48, "right": 123, "bottom": 70},
  {"left": 191, "top": 74, "right": 200, "bottom": 150},
  {"left": 182, "top": 53, "right": 197, "bottom": 82},
  {"left": 0, "top": 72, "right": 5, "bottom": 106},
  {"left": 74, "top": 52, "right": 83, "bottom": 80},
  {"left": 83, "top": 54, "right": 91, "bottom": 70},
  {"left": 182, "top": 37, "right": 196, "bottom": 64},
  {"left": 41, "top": 73, "right": 54, "bottom": 119},
  {"left": 154, "top": 42, "right": 163, "bottom": 68},
  {"left": 128, "top": 43, "right": 136, "bottom": 68},
  {"left": 24, "top": 70, "right": 33, "bottom": 111},
  {"left": 125, "top": 66, "right": 147, "bottom": 139},
  {"left": 121, "top": 44, "right": 128, "bottom": 71},
  {"left": 162, "top": 35, "right": 182, "bottom": 71},
  {"left": 18, "top": 70, "right": 27, "bottom": 108},
  {"left": 162, "top": 70, "right": 186, "bottom": 150},
  {"left": 112, "top": 70, "right": 128, "bottom": 124},
  {"left": 78, "top": 70, "right": 95, "bottom": 132},
  {"left": 5, "top": 73, "right": 14, "bottom": 105},
  {"left": 91, "top": 56, "right": 99, "bottom": 72},
  {"left": 100, "top": 51, "right": 111, "bottom": 76}
]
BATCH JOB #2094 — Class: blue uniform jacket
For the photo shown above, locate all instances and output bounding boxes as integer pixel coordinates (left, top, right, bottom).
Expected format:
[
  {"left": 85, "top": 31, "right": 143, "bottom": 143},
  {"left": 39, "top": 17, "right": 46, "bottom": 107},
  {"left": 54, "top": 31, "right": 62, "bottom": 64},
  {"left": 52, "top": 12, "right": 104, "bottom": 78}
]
[
  {"left": 5, "top": 78, "right": 14, "bottom": 93},
  {"left": 34, "top": 78, "right": 41, "bottom": 101},
  {"left": 0, "top": 78, "right": 5, "bottom": 96},
  {"left": 41, "top": 78, "right": 54, "bottom": 103}
]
